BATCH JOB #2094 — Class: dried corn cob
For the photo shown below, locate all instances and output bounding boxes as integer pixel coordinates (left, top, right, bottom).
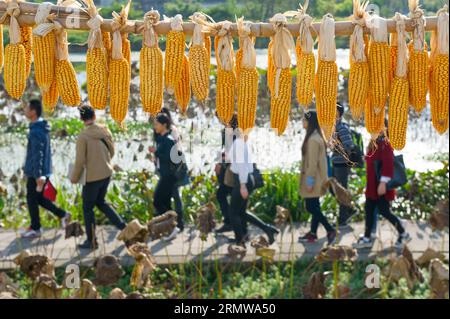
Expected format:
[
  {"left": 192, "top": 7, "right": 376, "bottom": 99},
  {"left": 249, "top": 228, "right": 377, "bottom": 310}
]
[
  {"left": 109, "top": 1, "right": 131, "bottom": 126},
  {"left": 267, "top": 39, "right": 275, "bottom": 95},
  {"left": 269, "top": 14, "right": 295, "bottom": 135},
  {"left": 389, "top": 33, "right": 398, "bottom": 83},
  {"left": 164, "top": 15, "right": 185, "bottom": 95},
  {"left": 348, "top": 0, "right": 369, "bottom": 120},
  {"left": 294, "top": 3, "right": 315, "bottom": 109},
  {"left": 102, "top": 31, "right": 112, "bottom": 65},
  {"left": 364, "top": 91, "right": 386, "bottom": 136},
  {"left": 174, "top": 54, "right": 191, "bottom": 114},
  {"left": 429, "top": 6, "right": 449, "bottom": 134},
  {"left": 213, "top": 22, "right": 236, "bottom": 124},
  {"left": 20, "top": 26, "right": 32, "bottom": 77},
  {"left": 139, "top": 10, "right": 163, "bottom": 116},
  {"left": 42, "top": 79, "right": 59, "bottom": 113},
  {"left": 388, "top": 14, "right": 409, "bottom": 150},
  {"left": 122, "top": 33, "right": 131, "bottom": 66},
  {"left": 315, "top": 14, "right": 338, "bottom": 140},
  {"left": 235, "top": 48, "right": 243, "bottom": 80},
  {"left": 1, "top": 1, "right": 27, "bottom": 99},
  {"left": 367, "top": 15, "right": 390, "bottom": 115},
  {"left": 0, "top": 25, "right": 3, "bottom": 72},
  {"left": 236, "top": 18, "right": 259, "bottom": 131},
  {"left": 32, "top": 30, "right": 56, "bottom": 91},
  {"left": 189, "top": 13, "right": 210, "bottom": 102}
]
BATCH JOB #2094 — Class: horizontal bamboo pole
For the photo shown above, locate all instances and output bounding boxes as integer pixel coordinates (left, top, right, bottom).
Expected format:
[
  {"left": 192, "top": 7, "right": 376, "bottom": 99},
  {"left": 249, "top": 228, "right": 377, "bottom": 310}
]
[{"left": 0, "top": 1, "right": 439, "bottom": 37}]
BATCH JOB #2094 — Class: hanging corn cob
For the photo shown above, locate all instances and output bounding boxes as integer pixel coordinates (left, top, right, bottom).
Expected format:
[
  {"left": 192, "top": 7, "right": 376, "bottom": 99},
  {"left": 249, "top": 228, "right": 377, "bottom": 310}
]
[
  {"left": 211, "top": 21, "right": 235, "bottom": 124},
  {"left": 236, "top": 17, "right": 259, "bottom": 131},
  {"left": 43, "top": 78, "right": 59, "bottom": 112},
  {"left": 0, "top": 24, "right": 3, "bottom": 73},
  {"left": 102, "top": 31, "right": 112, "bottom": 65},
  {"left": 429, "top": 6, "right": 449, "bottom": 134},
  {"left": 20, "top": 26, "right": 32, "bottom": 77},
  {"left": 388, "top": 13, "right": 410, "bottom": 150},
  {"left": 315, "top": 14, "right": 338, "bottom": 140},
  {"left": 389, "top": 32, "right": 398, "bottom": 83},
  {"left": 189, "top": 12, "right": 211, "bottom": 103},
  {"left": 364, "top": 91, "right": 385, "bottom": 135},
  {"left": 367, "top": 14, "right": 390, "bottom": 115},
  {"left": 122, "top": 32, "right": 131, "bottom": 67},
  {"left": 268, "top": 14, "right": 295, "bottom": 136},
  {"left": 32, "top": 2, "right": 58, "bottom": 92},
  {"left": 84, "top": 0, "right": 108, "bottom": 109},
  {"left": 267, "top": 40, "right": 275, "bottom": 95},
  {"left": 348, "top": 0, "right": 369, "bottom": 120},
  {"left": 288, "top": 1, "right": 315, "bottom": 109},
  {"left": 139, "top": 10, "right": 163, "bottom": 116},
  {"left": 164, "top": 15, "right": 185, "bottom": 95},
  {"left": 109, "top": 0, "right": 131, "bottom": 126},
  {"left": 174, "top": 54, "right": 191, "bottom": 114},
  {"left": 0, "top": 0, "right": 27, "bottom": 99},
  {"left": 408, "top": 0, "right": 428, "bottom": 113},
  {"left": 54, "top": 1, "right": 81, "bottom": 107}
]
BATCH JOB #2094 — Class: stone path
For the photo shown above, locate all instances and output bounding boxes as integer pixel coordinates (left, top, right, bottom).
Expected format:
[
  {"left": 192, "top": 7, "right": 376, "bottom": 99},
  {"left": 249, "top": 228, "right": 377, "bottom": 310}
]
[{"left": 0, "top": 221, "right": 448, "bottom": 269}]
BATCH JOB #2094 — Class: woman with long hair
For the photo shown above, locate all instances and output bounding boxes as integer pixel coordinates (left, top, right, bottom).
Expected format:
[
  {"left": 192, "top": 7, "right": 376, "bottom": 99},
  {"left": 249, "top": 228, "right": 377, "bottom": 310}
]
[
  {"left": 298, "top": 109, "right": 336, "bottom": 245},
  {"left": 354, "top": 123, "right": 410, "bottom": 248}
]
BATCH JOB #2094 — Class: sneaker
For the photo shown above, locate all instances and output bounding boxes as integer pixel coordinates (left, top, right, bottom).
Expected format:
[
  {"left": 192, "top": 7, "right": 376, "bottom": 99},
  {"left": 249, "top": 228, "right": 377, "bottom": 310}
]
[
  {"left": 395, "top": 232, "right": 412, "bottom": 248},
  {"left": 353, "top": 235, "right": 373, "bottom": 249},
  {"left": 77, "top": 239, "right": 98, "bottom": 250},
  {"left": 215, "top": 224, "right": 233, "bottom": 234},
  {"left": 61, "top": 212, "right": 72, "bottom": 229},
  {"left": 327, "top": 230, "right": 337, "bottom": 245},
  {"left": 20, "top": 227, "right": 42, "bottom": 239},
  {"left": 298, "top": 232, "right": 318, "bottom": 243},
  {"left": 162, "top": 227, "right": 180, "bottom": 242}
]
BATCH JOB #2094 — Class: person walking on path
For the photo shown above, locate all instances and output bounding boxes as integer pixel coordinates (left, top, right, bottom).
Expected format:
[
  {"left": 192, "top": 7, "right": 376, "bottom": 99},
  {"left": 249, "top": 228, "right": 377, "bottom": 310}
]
[
  {"left": 21, "top": 100, "right": 71, "bottom": 239},
  {"left": 329, "top": 103, "right": 358, "bottom": 227},
  {"left": 354, "top": 128, "right": 411, "bottom": 249},
  {"left": 225, "top": 122, "right": 279, "bottom": 245},
  {"left": 149, "top": 112, "right": 182, "bottom": 241},
  {"left": 298, "top": 109, "right": 336, "bottom": 245},
  {"left": 70, "top": 105, "right": 126, "bottom": 250}
]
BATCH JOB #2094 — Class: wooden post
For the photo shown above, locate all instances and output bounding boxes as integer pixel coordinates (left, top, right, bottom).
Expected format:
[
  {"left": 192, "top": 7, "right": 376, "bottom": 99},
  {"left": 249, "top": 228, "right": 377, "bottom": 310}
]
[{"left": 0, "top": 1, "right": 439, "bottom": 37}]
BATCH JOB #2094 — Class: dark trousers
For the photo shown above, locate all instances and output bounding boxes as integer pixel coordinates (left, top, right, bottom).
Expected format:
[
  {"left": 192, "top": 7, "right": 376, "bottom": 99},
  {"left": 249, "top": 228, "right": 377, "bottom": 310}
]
[
  {"left": 305, "top": 197, "right": 334, "bottom": 234},
  {"left": 364, "top": 197, "right": 405, "bottom": 238},
  {"left": 27, "top": 177, "right": 66, "bottom": 230},
  {"left": 82, "top": 177, "right": 126, "bottom": 242},
  {"left": 172, "top": 185, "right": 184, "bottom": 231},
  {"left": 332, "top": 164, "right": 355, "bottom": 223},
  {"left": 217, "top": 183, "right": 232, "bottom": 225}
]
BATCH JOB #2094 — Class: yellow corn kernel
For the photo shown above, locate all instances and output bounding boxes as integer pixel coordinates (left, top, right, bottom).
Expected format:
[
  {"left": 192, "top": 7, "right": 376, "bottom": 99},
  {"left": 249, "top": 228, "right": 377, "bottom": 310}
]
[
  {"left": 235, "top": 48, "right": 243, "bottom": 81},
  {"left": 0, "top": 25, "right": 3, "bottom": 72},
  {"left": 267, "top": 40, "right": 275, "bottom": 95},
  {"left": 296, "top": 53, "right": 315, "bottom": 108},
  {"left": 216, "top": 68, "right": 236, "bottom": 125},
  {"left": 364, "top": 91, "right": 386, "bottom": 136},
  {"left": 348, "top": 61, "right": 369, "bottom": 120},
  {"left": 42, "top": 79, "right": 59, "bottom": 113},
  {"left": 164, "top": 30, "right": 185, "bottom": 94},
  {"left": 56, "top": 60, "right": 81, "bottom": 107},
  {"left": 122, "top": 33, "right": 131, "bottom": 67},
  {"left": 4, "top": 43, "right": 27, "bottom": 100},
  {"left": 20, "top": 26, "right": 32, "bottom": 77},
  {"left": 408, "top": 48, "right": 429, "bottom": 113},
  {"left": 430, "top": 54, "right": 449, "bottom": 134},
  {"left": 102, "top": 31, "right": 112, "bottom": 67},
  {"left": 368, "top": 41, "right": 391, "bottom": 114},
  {"left": 140, "top": 46, "right": 163, "bottom": 116},
  {"left": 189, "top": 44, "right": 209, "bottom": 102},
  {"left": 86, "top": 48, "right": 108, "bottom": 109},
  {"left": 389, "top": 44, "right": 398, "bottom": 83},
  {"left": 174, "top": 54, "right": 191, "bottom": 114},
  {"left": 388, "top": 77, "right": 409, "bottom": 150},
  {"left": 32, "top": 31, "right": 56, "bottom": 91},
  {"left": 315, "top": 60, "right": 338, "bottom": 140},
  {"left": 109, "top": 58, "right": 131, "bottom": 125},
  {"left": 237, "top": 67, "right": 259, "bottom": 131},
  {"left": 270, "top": 68, "right": 292, "bottom": 136}
]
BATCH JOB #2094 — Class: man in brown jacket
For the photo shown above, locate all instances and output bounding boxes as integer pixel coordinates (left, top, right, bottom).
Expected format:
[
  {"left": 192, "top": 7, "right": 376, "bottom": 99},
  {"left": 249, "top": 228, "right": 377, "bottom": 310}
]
[{"left": 71, "top": 105, "right": 126, "bottom": 250}]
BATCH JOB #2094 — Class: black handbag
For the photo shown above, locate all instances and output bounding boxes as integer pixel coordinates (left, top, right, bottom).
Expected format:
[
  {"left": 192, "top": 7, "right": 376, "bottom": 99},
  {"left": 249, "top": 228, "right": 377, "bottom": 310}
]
[
  {"left": 170, "top": 152, "right": 188, "bottom": 183},
  {"left": 374, "top": 154, "right": 407, "bottom": 190},
  {"left": 249, "top": 164, "right": 264, "bottom": 189}
]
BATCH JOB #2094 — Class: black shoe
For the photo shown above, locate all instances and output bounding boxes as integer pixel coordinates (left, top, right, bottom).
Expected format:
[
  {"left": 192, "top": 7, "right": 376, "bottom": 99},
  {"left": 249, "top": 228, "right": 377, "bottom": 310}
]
[
  {"left": 78, "top": 239, "right": 98, "bottom": 250},
  {"left": 327, "top": 230, "right": 337, "bottom": 245},
  {"left": 215, "top": 224, "right": 233, "bottom": 234},
  {"left": 264, "top": 225, "right": 280, "bottom": 245}
]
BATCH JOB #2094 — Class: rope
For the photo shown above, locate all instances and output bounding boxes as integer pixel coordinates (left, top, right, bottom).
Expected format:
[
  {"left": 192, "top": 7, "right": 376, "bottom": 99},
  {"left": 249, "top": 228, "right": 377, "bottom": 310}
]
[
  {"left": 0, "top": 0, "right": 22, "bottom": 44},
  {"left": 85, "top": 0, "right": 104, "bottom": 49},
  {"left": 140, "top": 10, "right": 160, "bottom": 48},
  {"left": 33, "top": 2, "right": 61, "bottom": 37},
  {"left": 110, "top": 0, "right": 131, "bottom": 60},
  {"left": 408, "top": 0, "right": 426, "bottom": 52}
]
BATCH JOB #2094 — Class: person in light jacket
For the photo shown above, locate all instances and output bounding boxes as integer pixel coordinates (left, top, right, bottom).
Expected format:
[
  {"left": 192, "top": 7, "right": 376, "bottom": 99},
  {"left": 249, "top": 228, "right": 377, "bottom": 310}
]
[
  {"left": 70, "top": 105, "right": 126, "bottom": 250},
  {"left": 298, "top": 109, "right": 336, "bottom": 245},
  {"left": 354, "top": 126, "right": 411, "bottom": 249}
]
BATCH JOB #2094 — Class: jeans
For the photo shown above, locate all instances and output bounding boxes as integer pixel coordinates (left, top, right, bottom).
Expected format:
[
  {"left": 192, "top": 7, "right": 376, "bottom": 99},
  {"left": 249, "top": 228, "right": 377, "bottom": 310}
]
[
  {"left": 305, "top": 197, "right": 334, "bottom": 234},
  {"left": 172, "top": 185, "right": 184, "bottom": 231},
  {"left": 82, "top": 177, "right": 126, "bottom": 242},
  {"left": 364, "top": 197, "right": 405, "bottom": 238},
  {"left": 27, "top": 177, "right": 67, "bottom": 230},
  {"left": 332, "top": 164, "right": 355, "bottom": 223},
  {"left": 154, "top": 175, "right": 177, "bottom": 215}
]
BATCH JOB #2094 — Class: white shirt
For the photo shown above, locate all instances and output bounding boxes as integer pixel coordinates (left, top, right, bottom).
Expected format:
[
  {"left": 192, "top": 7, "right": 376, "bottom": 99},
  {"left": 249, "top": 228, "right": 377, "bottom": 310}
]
[{"left": 226, "top": 137, "right": 254, "bottom": 184}]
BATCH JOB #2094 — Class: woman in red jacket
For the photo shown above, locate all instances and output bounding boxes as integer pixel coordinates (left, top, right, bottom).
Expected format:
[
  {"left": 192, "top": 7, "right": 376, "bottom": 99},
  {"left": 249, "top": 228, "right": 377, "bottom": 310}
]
[{"left": 355, "top": 132, "right": 411, "bottom": 248}]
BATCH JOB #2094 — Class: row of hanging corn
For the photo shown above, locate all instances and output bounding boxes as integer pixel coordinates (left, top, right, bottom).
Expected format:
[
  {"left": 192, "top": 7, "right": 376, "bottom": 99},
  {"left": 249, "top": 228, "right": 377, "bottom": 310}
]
[{"left": 0, "top": 0, "right": 448, "bottom": 146}]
